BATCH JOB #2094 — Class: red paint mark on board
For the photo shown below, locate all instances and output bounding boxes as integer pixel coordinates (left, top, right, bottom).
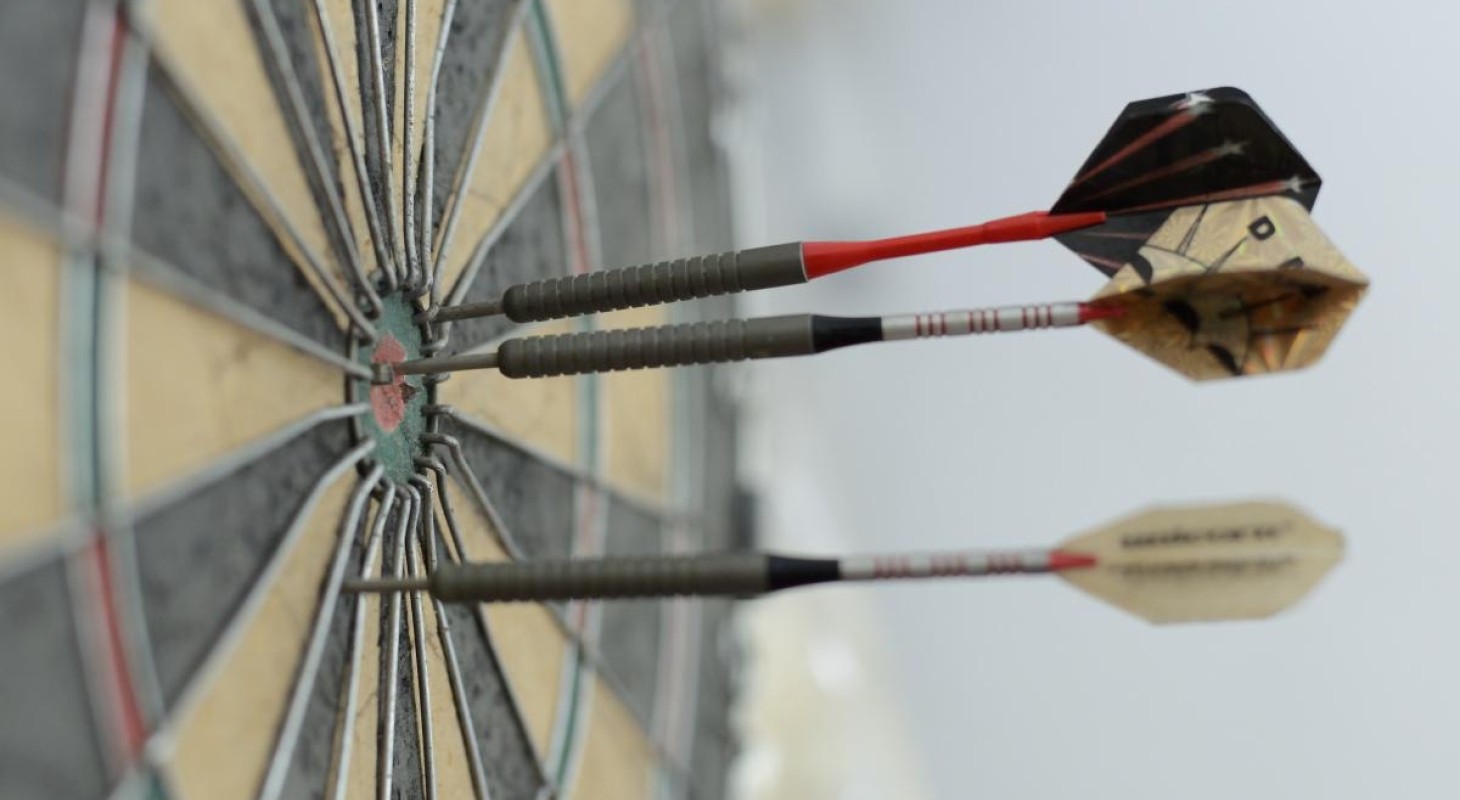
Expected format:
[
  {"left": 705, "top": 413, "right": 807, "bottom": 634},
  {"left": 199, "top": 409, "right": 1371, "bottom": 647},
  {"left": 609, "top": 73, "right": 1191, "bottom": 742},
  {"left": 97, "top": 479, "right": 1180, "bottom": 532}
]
[{"left": 371, "top": 335, "right": 408, "bottom": 432}]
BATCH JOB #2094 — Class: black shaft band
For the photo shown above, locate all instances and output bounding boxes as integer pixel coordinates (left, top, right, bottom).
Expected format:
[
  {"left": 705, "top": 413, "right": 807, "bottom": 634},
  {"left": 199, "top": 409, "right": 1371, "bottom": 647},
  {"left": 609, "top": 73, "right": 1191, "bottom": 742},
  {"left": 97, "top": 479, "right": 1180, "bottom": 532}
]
[
  {"left": 810, "top": 315, "right": 884, "bottom": 352},
  {"left": 765, "top": 555, "right": 841, "bottom": 592}
]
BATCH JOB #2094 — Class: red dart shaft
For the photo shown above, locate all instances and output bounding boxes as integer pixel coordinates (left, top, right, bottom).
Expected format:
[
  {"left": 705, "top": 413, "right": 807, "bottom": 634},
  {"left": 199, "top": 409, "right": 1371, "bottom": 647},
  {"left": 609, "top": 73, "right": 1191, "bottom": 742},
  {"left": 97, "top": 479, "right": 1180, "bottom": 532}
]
[{"left": 801, "top": 210, "right": 1107, "bottom": 278}]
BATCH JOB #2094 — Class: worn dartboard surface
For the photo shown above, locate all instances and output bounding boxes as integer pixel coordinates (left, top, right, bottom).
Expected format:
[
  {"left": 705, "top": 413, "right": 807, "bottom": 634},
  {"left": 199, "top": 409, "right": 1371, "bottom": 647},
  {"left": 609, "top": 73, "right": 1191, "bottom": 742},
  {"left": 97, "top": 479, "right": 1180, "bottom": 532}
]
[{"left": 0, "top": 0, "right": 744, "bottom": 798}]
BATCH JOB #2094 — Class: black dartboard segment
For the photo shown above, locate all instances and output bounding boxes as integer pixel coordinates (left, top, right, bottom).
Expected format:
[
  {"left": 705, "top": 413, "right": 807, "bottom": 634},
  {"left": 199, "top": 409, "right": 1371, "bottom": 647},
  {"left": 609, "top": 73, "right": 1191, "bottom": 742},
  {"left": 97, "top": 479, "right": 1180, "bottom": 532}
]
[
  {"left": 0, "top": 559, "right": 111, "bottom": 800},
  {"left": 0, "top": 0, "right": 85, "bottom": 208}
]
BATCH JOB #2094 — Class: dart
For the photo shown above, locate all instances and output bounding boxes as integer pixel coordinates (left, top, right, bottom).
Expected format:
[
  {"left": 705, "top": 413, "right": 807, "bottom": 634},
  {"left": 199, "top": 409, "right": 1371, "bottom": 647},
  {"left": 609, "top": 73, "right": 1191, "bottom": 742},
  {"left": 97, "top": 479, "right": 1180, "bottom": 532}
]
[
  {"left": 344, "top": 500, "right": 1343, "bottom": 624},
  {"left": 427, "top": 87, "right": 1321, "bottom": 324},
  {"left": 377, "top": 299, "right": 1117, "bottom": 382},
  {"left": 377, "top": 195, "right": 1367, "bottom": 383}
]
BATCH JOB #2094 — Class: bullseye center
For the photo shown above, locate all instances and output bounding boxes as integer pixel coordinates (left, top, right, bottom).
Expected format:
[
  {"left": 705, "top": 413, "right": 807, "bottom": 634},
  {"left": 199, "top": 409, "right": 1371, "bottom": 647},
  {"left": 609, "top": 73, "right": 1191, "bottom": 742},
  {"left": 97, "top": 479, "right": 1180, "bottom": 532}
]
[
  {"left": 371, "top": 335, "right": 411, "bottom": 432},
  {"left": 351, "top": 293, "right": 430, "bottom": 482}
]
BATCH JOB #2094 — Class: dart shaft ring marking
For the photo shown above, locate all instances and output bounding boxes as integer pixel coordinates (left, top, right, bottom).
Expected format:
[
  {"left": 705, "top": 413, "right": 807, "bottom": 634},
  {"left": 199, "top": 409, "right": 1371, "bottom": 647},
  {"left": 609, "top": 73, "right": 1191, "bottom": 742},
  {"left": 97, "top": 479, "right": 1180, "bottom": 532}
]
[
  {"left": 840, "top": 551, "right": 1053, "bottom": 580},
  {"left": 882, "top": 302, "right": 1082, "bottom": 340}
]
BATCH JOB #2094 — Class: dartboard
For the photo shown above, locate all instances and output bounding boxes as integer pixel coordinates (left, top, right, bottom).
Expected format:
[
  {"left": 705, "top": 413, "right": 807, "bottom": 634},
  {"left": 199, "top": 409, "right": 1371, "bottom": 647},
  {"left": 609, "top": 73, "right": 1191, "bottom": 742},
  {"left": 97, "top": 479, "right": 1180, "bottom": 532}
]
[{"left": 0, "top": 0, "right": 743, "bottom": 798}]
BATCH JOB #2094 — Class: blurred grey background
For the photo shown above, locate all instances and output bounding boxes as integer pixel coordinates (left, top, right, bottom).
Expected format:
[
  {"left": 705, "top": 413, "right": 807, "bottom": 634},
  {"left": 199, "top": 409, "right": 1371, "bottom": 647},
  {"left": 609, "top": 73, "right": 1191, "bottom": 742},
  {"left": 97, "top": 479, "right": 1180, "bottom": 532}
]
[{"left": 724, "top": 1, "right": 1460, "bottom": 798}]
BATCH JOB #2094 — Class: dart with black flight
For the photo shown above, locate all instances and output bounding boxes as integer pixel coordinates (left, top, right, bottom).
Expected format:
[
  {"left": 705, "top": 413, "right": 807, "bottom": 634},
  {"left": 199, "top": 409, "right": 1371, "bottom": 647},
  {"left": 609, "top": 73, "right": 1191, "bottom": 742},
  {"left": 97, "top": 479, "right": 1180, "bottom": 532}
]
[
  {"left": 429, "top": 87, "right": 1322, "bottom": 324},
  {"left": 377, "top": 195, "right": 1367, "bottom": 383},
  {"left": 344, "top": 500, "right": 1344, "bottom": 625}
]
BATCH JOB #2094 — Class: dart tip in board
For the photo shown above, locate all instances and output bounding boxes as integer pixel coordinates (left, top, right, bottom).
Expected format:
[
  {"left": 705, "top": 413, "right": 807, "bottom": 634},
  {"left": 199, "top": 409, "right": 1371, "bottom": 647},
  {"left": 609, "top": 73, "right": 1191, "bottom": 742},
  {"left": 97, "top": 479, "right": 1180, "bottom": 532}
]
[{"left": 1047, "top": 551, "right": 1098, "bottom": 571}]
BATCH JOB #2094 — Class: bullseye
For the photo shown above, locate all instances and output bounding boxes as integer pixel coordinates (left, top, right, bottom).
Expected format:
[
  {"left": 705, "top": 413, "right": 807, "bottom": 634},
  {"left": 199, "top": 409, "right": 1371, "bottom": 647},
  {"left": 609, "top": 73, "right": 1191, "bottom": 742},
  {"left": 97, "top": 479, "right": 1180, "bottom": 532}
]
[
  {"left": 370, "top": 334, "right": 409, "bottom": 433},
  {"left": 350, "top": 293, "right": 430, "bottom": 482}
]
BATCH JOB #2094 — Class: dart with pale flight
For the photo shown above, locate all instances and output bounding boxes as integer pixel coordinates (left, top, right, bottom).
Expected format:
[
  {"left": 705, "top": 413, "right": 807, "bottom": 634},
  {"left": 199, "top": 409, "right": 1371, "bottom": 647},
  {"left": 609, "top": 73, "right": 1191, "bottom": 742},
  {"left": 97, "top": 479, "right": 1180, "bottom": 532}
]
[
  {"left": 345, "top": 500, "right": 1344, "bottom": 624},
  {"left": 429, "top": 87, "right": 1323, "bottom": 324},
  {"left": 377, "top": 195, "right": 1367, "bottom": 383}
]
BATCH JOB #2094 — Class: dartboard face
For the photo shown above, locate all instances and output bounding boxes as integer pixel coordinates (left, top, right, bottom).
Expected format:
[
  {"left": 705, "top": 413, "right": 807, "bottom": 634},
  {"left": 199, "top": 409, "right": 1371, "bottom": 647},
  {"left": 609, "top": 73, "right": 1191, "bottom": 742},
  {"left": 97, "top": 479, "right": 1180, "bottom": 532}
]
[{"left": 0, "top": 1, "right": 743, "bottom": 799}]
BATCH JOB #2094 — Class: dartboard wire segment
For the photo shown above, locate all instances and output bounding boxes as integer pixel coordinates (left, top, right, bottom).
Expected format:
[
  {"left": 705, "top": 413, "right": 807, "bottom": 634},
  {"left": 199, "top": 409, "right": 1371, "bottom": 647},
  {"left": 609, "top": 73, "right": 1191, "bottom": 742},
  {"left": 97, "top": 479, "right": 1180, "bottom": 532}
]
[
  {"left": 0, "top": 1, "right": 742, "bottom": 799},
  {"left": 426, "top": 85, "right": 1324, "bottom": 326}
]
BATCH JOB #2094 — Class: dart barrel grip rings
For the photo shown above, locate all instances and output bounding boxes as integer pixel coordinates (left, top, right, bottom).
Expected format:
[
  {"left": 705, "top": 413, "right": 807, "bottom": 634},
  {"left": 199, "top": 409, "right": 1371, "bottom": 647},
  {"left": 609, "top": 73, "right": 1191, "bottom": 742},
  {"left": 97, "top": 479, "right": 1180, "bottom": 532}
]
[
  {"left": 496, "top": 315, "right": 817, "bottom": 378},
  {"left": 499, "top": 243, "right": 806, "bottom": 322},
  {"left": 429, "top": 554, "right": 771, "bottom": 602}
]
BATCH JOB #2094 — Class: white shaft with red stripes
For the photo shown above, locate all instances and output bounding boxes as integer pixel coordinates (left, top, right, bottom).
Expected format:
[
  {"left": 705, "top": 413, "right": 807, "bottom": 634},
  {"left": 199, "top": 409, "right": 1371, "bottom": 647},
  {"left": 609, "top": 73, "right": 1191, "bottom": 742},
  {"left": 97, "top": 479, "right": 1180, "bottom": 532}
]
[
  {"left": 881, "top": 301, "right": 1091, "bottom": 340},
  {"left": 840, "top": 549, "right": 1093, "bottom": 581}
]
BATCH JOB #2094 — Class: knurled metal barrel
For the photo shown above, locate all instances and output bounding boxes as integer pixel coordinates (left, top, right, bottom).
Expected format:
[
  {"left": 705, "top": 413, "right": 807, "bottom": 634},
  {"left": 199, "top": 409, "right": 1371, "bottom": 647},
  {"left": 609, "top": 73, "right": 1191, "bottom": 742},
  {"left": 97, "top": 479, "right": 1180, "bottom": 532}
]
[
  {"left": 499, "top": 243, "right": 805, "bottom": 322},
  {"left": 495, "top": 314, "right": 816, "bottom": 378},
  {"left": 428, "top": 554, "right": 770, "bottom": 602}
]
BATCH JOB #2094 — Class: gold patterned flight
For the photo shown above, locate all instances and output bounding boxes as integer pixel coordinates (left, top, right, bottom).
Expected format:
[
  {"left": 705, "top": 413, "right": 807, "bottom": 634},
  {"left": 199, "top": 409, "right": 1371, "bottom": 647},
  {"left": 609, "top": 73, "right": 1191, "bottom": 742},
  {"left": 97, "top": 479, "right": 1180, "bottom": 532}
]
[{"left": 1090, "top": 196, "right": 1369, "bottom": 381}]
